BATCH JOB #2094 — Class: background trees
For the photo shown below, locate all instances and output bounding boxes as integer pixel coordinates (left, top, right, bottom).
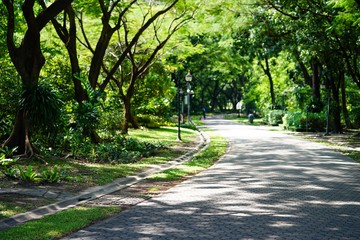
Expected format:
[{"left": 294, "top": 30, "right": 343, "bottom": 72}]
[{"left": 0, "top": 0, "right": 359, "bottom": 160}]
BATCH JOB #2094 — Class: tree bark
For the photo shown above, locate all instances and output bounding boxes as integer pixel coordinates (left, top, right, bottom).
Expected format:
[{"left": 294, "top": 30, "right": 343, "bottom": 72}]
[
  {"left": 340, "top": 72, "right": 353, "bottom": 129},
  {"left": 2, "top": 0, "right": 73, "bottom": 155},
  {"left": 311, "top": 59, "right": 321, "bottom": 102},
  {"left": 121, "top": 97, "right": 139, "bottom": 134},
  {"left": 293, "top": 50, "right": 312, "bottom": 86},
  {"left": 329, "top": 72, "right": 342, "bottom": 134},
  {"left": 259, "top": 57, "right": 276, "bottom": 108},
  {"left": 3, "top": 110, "right": 34, "bottom": 157},
  {"left": 210, "top": 79, "right": 220, "bottom": 112}
]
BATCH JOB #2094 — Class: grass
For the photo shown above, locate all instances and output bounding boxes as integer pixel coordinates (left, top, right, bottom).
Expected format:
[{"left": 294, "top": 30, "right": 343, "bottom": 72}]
[
  {"left": 0, "top": 205, "right": 121, "bottom": 240},
  {"left": 0, "top": 125, "right": 216, "bottom": 238},
  {"left": 1, "top": 126, "right": 199, "bottom": 184},
  {"left": 148, "top": 130, "right": 227, "bottom": 181},
  {"left": 0, "top": 126, "right": 199, "bottom": 217},
  {"left": 0, "top": 127, "right": 227, "bottom": 239}
]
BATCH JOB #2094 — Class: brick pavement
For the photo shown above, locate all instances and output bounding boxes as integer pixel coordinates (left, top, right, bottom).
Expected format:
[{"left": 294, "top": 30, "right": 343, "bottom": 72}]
[{"left": 63, "top": 119, "right": 360, "bottom": 240}]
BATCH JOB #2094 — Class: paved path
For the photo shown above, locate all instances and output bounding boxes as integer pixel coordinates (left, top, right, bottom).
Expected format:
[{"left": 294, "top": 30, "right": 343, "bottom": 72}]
[{"left": 63, "top": 119, "right": 360, "bottom": 240}]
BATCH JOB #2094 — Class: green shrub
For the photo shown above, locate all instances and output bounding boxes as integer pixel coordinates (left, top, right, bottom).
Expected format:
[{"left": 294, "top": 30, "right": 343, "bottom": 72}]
[
  {"left": 349, "top": 107, "right": 360, "bottom": 128},
  {"left": 282, "top": 111, "right": 326, "bottom": 132},
  {"left": 282, "top": 112, "right": 303, "bottom": 130},
  {"left": 92, "top": 136, "right": 166, "bottom": 164},
  {"left": 4, "top": 165, "right": 67, "bottom": 183},
  {"left": 19, "top": 83, "right": 63, "bottom": 133},
  {"left": 266, "top": 110, "right": 284, "bottom": 126},
  {"left": 0, "top": 147, "right": 19, "bottom": 178},
  {"left": 41, "top": 166, "right": 66, "bottom": 183},
  {"left": 18, "top": 166, "right": 42, "bottom": 183},
  {"left": 137, "top": 114, "right": 162, "bottom": 128}
]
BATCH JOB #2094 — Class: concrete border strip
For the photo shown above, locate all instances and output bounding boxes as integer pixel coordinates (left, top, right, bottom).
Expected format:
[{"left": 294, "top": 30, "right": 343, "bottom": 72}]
[{"left": 0, "top": 127, "right": 210, "bottom": 231}]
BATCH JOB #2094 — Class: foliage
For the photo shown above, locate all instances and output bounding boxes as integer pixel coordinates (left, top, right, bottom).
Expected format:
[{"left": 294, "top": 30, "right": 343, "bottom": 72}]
[
  {"left": 40, "top": 166, "right": 66, "bottom": 183},
  {"left": 136, "top": 114, "right": 175, "bottom": 129},
  {"left": 93, "top": 136, "right": 167, "bottom": 164},
  {"left": 0, "top": 60, "right": 21, "bottom": 140},
  {"left": 0, "top": 147, "right": 19, "bottom": 178},
  {"left": 17, "top": 166, "right": 42, "bottom": 183},
  {"left": 19, "top": 83, "right": 63, "bottom": 133},
  {"left": 282, "top": 111, "right": 326, "bottom": 132},
  {"left": 265, "top": 110, "right": 284, "bottom": 126},
  {"left": 74, "top": 76, "right": 102, "bottom": 131},
  {"left": 0, "top": 148, "right": 66, "bottom": 183},
  {"left": 74, "top": 101, "right": 100, "bottom": 131},
  {"left": 137, "top": 114, "right": 162, "bottom": 129}
]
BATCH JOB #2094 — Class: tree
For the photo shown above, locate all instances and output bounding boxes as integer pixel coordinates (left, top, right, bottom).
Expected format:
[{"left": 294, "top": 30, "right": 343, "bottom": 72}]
[
  {"left": 48, "top": 0, "right": 196, "bottom": 135},
  {"left": 2, "top": 0, "right": 73, "bottom": 156}
]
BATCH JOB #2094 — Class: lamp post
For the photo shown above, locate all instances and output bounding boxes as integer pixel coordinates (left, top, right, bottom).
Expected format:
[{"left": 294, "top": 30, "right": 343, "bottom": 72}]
[
  {"left": 177, "top": 87, "right": 182, "bottom": 141},
  {"left": 185, "top": 72, "right": 193, "bottom": 123},
  {"left": 180, "top": 89, "right": 184, "bottom": 123}
]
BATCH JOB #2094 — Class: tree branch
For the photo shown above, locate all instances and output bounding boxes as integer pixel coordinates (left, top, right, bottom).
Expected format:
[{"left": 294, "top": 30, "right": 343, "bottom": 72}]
[
  {"left": 2, "top": 0, "right": 17, "bottom": 63},
  {"left": 36, "top": 0, "right": 74, "bottom": 30},
  {"left": 101, "top": 0, "right": 180, "bottom": 90}
]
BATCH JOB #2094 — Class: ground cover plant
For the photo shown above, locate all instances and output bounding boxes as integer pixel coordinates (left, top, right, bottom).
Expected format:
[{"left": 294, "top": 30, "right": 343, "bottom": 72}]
[
  {"left": 0, "top": 126, "right": 199, "bottom": 217},
  {"left": 0, "top": 128, "right": 227, "bottom": 240}
]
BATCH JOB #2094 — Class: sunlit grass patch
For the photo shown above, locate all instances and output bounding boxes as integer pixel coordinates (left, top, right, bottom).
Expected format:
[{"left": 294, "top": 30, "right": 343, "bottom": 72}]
[
  {"left": 0, "top": 206, "right": 121, "bottom": 240},
  {"left": 147, "top": 131, "right": 227, "bottom": 181}
]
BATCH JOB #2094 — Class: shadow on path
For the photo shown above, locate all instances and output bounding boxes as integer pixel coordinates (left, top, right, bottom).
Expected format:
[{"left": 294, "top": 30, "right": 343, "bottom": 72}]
[{"left": 63, "top": 119, "right": 360, "bottom": 240}]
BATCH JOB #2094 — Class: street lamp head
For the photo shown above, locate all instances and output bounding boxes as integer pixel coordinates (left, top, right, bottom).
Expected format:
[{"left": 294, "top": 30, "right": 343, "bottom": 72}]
[{"left": 185, "top": 72, "right": 192, "bottom": 82}]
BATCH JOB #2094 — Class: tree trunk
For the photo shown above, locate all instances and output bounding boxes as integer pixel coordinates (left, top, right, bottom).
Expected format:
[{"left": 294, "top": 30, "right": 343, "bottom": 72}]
[
  {"left": 3, "top": 110, "right": 35, "bottom": 157},
  {"left": 3, "top": 0, "right": 73, "bottom": 156},
  {"left": 260, "top": 57, "right": 275, "bottom": 108},
  {"left": 293, "top": 50, "right": 311, "bottom": 86},
  {"left": 340, "top": 72, "right": 353, "bottom": 129},
  {"left": 121, "top": 97, "right": 139, "bottom": 134},
  {"left": 311, "top": 59, "right": 321, "bottom": 102},
  {"left": 210, "top": 79, "right": 219, "bottom": 112},
  {"left": 330, "top": 76, "right": 342, "bottom": 134}
]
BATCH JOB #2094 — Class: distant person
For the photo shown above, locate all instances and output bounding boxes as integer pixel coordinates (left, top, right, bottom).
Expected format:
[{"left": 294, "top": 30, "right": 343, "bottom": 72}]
[{"left": 202, "top": 107, "right": 206, "bottom": 120}]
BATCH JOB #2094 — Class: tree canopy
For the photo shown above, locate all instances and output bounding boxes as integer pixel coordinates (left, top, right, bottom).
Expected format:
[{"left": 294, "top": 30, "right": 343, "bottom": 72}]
[{"left": 0, "top": 0, "right": 359, "bottom": 158}]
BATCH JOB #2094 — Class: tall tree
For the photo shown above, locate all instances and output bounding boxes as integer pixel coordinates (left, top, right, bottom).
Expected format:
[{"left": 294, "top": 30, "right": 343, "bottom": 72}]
[
  {"left": 104, "top": 0, "right": 194, "bottom": 133},
  {"left": 2, "top": 0, "right": 73, "bottom": 156}
]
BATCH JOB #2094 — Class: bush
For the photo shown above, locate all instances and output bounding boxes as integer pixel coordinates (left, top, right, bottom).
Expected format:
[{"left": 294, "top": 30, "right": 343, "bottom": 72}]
[
  {"left": 90, "top": 136, "right": 167, "bottom": 164},
  {"left": 282, "top": 112, "right": 303, "bottom": 131},
  {"left": 266, "top": 110, "right": 284, "bottom": 126},
  {"left": 283, "top": 111, "right": 326, "bottom": 132},
  {"left": 3, "top": 165, "right": 67, "bottom": 184},
  {"left": 349, "top": 107, "right": 360, "bottom": 128},
  {"left": 137, "top": 114, "right": 163, "bottom": 128}
]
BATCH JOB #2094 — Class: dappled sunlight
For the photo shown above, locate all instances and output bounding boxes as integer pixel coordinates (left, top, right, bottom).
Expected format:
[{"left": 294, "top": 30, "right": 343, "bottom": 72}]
[{"left": 64, "top": 119, "right": 360, "bottom": 239}]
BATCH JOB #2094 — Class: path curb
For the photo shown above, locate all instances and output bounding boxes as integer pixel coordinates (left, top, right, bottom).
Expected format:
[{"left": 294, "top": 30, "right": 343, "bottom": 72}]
[{"left": 0, "top": 127, "right": 210, "bottom": 231}]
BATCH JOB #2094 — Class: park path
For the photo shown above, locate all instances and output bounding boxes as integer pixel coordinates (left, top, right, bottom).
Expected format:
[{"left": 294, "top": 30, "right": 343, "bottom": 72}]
[{"left": 63, "top": 118, "right": 360, "bottom": 239}]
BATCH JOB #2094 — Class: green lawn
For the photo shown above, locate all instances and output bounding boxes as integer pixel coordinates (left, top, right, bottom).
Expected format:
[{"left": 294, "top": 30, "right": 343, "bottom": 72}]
[{"left": 0, "top": 126, "right": 228, "bottom": 240}]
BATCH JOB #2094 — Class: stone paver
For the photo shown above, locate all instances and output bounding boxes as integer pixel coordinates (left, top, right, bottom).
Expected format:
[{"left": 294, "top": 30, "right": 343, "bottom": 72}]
[{"left": 63, "top": 119, "right": 360, "bottom": 240}]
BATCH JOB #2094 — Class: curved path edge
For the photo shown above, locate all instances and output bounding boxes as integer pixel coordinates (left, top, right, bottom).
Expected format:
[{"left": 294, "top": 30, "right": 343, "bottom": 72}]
[{"left": 0, "top": 127, "right": 210, "bottom": 231}]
